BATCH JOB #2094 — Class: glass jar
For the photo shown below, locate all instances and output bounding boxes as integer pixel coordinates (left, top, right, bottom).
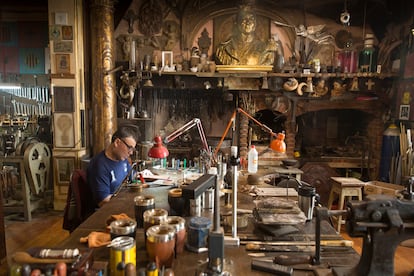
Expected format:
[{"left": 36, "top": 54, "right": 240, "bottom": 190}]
[{"left": 358, "top": 34, "right": 378, "bottom": 73}]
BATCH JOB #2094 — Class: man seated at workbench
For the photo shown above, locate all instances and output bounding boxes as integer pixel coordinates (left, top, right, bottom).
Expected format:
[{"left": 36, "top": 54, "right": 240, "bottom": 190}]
[{"left": 88, "top": 126, "right": 138, "bottom": 207}]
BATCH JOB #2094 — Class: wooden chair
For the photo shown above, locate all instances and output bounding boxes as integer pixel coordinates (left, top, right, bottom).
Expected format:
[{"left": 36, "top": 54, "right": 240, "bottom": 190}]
[{"left": 62, "top": 169, "right": 95, "bottom": 232}]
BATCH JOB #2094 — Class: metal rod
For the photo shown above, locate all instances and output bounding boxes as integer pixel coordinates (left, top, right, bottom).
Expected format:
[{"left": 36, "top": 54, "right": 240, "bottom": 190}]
[{"left": 105, "top": 65, "right": 124, "bottom": 75}]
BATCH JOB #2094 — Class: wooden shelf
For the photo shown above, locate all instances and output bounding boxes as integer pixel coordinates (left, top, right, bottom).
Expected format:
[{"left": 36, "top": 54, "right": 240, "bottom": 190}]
[{"left": 150, "top": 70, "right": 398, "bottom": 79}]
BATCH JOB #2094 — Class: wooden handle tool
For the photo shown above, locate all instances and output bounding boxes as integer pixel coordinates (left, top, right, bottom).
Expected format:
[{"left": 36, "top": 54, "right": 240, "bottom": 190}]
[{"left": 12, "top": 252, "right": 75, "bottom": 264}]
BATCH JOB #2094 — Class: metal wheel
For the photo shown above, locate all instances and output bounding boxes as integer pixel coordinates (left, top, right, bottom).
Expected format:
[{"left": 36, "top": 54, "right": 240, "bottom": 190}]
[{"left": 23, "top": 142, "right": 51, "bottom": 195}]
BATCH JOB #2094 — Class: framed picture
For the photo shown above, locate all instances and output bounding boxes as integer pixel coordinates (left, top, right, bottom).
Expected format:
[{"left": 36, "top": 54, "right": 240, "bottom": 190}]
[
  {"left": 55, "top": 157, "right": 75, "bottom": 184},
  {"left": 399, "top": 104, "right": 410, "bottom": 120},
  {"left": 53, "top": 113, "right": 75, "bottom": 148},
  {"left": 55, "top": 54, "right": 70, "bottom": 74},
  {"left": 53, "top": 41, "right": 73, "bottom": 53},
  {"left": 54, "top": 86, "right": 74, "bottom": 112},
  {"left": 61, "top": 26, "right": 73, "bottom": 40},
  {"left": 49, "top": 25, "right": 61, "bottom": 41},
  {"left": 55, "top": 12, "right": 68, "bottom": 25},
  {"left": 162, "top": 51, "right": 173, "bottom": 69}
]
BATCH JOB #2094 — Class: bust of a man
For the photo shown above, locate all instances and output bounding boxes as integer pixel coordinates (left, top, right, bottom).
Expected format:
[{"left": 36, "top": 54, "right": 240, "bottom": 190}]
[{"left": 215, "top": 5, "right": 277, "bottom": 66}]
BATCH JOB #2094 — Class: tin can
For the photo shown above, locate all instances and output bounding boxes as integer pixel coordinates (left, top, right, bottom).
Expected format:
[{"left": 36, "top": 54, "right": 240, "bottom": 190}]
[
  {"left": 110, "top": 236, "right": 136, "bottom": 276},
  {"left": 134, "top": 195, "right": 155, "bottom": 228},
  {"left": 186, "top": 216, "right": 211, "bottom": 252},
  {"left": 146, "top": 224, "right": 176, "bottom": 268}
]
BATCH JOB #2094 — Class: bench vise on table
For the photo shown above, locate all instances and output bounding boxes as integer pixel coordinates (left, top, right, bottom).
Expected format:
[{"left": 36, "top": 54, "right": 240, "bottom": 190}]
[{"left": 345, "top": 193, "right": 414, "bottom": 276}]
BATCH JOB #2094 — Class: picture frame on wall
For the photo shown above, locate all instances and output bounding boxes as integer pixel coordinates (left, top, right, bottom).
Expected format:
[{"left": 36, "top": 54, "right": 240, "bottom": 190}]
[
  {"left": 61, "top": 26, "right": 73, "bottom": 40},
  {"left": 162, "top": 51, "right": 174, "bottom": 71},
  {"left": 55, "top": 157, "right": 75, "bottom": 185},
  {"left": 55, "top": 54, "right": 70, "bottom": 74},
  {"left": 55, "top": 12, "right": 68, "bottom": 25},
  {"left": 53, "top": 41, "right": 73, "bottom": 53},
  {"left": 53, "top": 113, "right": 75, "bottom": 148},
  {"left": 53, "top": 86, "right": 74, "bottom": 112},
  {"left": 399, "top": 104, "right": 410, "bottom": 120}
]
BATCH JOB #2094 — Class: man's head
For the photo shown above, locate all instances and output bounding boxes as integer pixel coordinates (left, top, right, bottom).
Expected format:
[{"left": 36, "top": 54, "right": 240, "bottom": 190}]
[
  {"left": 237, "top": 5, "right": 256, "bottom": 35},
  {"left": 110, "top": 126, "right": 138, "bottom": 160}
]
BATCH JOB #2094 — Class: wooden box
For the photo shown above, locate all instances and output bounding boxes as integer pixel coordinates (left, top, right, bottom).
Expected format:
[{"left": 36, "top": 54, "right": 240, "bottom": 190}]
[{"left": 364, "top": 181, "right": 404, "bottom": 198}]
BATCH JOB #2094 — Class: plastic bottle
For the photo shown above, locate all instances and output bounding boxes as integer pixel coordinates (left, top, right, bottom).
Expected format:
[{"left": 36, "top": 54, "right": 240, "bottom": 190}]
[{"left": 248, "top": 145, "right": 258, "bottom": 173}]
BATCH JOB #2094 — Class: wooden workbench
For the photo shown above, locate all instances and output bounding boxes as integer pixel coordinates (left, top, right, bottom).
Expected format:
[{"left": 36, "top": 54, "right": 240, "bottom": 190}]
[{"left": 58, "top": 179, "right": 360, "bottom": 275}]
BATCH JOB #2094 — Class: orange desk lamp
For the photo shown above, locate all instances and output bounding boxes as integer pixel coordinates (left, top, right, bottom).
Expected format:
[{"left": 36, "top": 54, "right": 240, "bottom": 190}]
[
  {"left": 148, "top": 118, "right": 209, "bottom": 159},
  {"left": 213, "top": 107, "right": 286, "bottom": 158}
]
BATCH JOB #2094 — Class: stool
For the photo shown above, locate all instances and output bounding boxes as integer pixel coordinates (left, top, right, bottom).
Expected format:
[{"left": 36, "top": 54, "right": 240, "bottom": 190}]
[{"left": 327, "top": 177, "right": 364, "bottom": 232}]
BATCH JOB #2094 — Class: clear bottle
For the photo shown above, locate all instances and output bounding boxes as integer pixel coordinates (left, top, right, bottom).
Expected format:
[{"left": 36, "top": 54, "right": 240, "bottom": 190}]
[
  {"left": 358, "top": 34, "right": 378, "bottom": 73},
  {"left": 247, "top": 145, "right": 258, "bottom": 173}
]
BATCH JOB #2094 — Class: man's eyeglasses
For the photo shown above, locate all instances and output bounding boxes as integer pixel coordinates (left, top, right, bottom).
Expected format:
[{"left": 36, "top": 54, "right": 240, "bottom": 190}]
[{"left": 119, "top": 138, "right": 135, "bottom": 152}]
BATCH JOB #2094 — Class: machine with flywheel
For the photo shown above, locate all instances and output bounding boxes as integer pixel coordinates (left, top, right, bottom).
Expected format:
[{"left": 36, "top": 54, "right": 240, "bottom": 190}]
[{"left": 0, "top": 139, "right": 51, "bottom": 221}]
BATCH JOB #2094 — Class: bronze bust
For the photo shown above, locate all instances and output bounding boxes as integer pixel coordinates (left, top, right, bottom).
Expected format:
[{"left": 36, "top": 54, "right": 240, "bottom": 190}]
[{"left": 215, "top": 5, "right": 277, "bottom": 66}]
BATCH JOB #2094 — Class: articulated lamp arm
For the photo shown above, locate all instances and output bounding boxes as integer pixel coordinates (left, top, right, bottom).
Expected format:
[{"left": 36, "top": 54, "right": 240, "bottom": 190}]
[
  {"left": 148, "top": 118, "right": 210, "bottom": 159},
  {"left": 213, "top": 108, "right": 285, "bottom": 158},
  {"left": 165, "top": 118, "right": 209, "bottom": 152}
]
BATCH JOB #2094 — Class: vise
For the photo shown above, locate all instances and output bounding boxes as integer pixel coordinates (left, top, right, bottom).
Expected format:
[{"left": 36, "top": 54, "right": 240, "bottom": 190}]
[{"left": 345, "top": 193, "right": 414, "bottom": 276}]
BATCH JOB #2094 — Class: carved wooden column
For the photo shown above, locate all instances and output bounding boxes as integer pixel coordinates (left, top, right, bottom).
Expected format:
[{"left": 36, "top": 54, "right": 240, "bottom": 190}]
[{"left": 89, "top": 0, "right": 117, "bottom": 155}]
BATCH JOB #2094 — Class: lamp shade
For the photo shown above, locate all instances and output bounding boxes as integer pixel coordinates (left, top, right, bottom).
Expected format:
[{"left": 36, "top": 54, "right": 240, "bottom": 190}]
[
  {"left": 148, "top": 136, "right": 169, "bottom": 158},
  {"left": 270, "top": 132, "right": 286, "bottom": 153}
]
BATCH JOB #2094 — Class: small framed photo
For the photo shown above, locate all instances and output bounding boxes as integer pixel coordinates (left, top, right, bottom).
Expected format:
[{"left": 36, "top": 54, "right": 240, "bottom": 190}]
[
  {"left": 61, "top": 25, "right": 73, "bottom": 40},
  {"left": 55, "top": 12, "right": 68, "bottom": 25},
  {"left": 55, "top": 157, "right": 75, "bottom": 184},
  {"left": 399, "top": 104, "right": 410, "bottom": 120},
  {"left": 55, "top": 54, "right": 70, "bottom": 74},
  {"left": 53, "top": 113, "right": 75, "bottom": 148},
  {"left": 162, "top": 51, "right": 174, "bottom": 70}
]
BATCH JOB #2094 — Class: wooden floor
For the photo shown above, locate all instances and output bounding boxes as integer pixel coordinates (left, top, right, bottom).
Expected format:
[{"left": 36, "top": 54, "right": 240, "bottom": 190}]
[
  {"left": 0, "top": 210, "right": 69, "bottom": 274},
  {"left": 1, "top": 210, "right": 413, "bottom": 275}
]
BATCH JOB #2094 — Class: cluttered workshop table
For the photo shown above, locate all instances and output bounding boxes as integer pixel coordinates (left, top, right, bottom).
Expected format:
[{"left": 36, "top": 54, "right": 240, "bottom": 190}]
[{"left": 56, "top": 168, "right": 359, "bottom": 275}]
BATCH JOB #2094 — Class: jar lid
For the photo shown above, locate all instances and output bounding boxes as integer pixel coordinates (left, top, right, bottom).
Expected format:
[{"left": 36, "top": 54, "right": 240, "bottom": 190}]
[
  {"left": 110, "top": 219, "right": 137, "bottom": 234},
  {"left": 164, "top": 216, "right": 186, "bottom": 231},
  {"left": 189, "top": 216, "right": 211, "bottom": 228},
  {"left": 111, "top": 236, "right": 135, "bottom": 250},
  {"left": 143, "top": 208, "right": 168, "bottom": 223},
  {"left": 146, "top": 225, "right": 176, "bottom": 242},
  {"left": 134, "top": 195, "right": 155, "bottom": 206}
]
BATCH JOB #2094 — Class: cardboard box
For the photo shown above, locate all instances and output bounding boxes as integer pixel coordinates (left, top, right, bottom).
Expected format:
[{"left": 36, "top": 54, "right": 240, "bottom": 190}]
[{"left": 364, "top": 181, "right": 404, "bottom": 198}]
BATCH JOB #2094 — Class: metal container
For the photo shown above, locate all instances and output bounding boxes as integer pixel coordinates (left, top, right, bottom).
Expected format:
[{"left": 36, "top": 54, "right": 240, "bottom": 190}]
[
  {"left": 186, "top": 216, "right": 211, "bottom": 252},
  {"left": 146, "top": 224, "right": 176, "bottom": 268},
  {"left": 298, "top": 184, "right": 317, "bottom": 221},
  {"left": 110, "top": 219, "right": 137, "bottom": 240},
  {"left": 134, "top": 195, "right": 155, "bottom": 228},
  {"left": 109, "top": 236, "right": 136, "bottom": 276},
  {"left": 163, "top": 216, "right": 186, "bottom": 254},
  {"left": 143, "top": 208, "right": 168, "bottom": 238},
  {"left": 168, "top": 188, "right": 186, "bottom": 216}
]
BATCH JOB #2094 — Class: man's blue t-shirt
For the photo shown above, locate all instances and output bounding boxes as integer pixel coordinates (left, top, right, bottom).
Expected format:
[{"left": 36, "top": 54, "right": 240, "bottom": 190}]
[{"left": 87, "top": 151, "right": 131, "bottom": 206}]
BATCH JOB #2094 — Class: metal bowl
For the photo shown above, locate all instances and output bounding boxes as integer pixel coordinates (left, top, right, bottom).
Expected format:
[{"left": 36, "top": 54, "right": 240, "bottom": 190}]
[{"left": 281, "top": 159, "right": 298, "bottom": 167}]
